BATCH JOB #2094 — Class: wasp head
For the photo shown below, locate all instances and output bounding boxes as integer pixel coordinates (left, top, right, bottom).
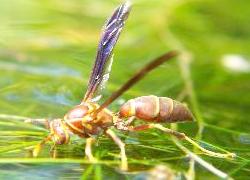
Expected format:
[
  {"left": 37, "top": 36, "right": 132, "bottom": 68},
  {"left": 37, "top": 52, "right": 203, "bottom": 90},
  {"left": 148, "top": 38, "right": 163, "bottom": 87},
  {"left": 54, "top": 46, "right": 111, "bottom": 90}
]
[{"left": 49, "top": 119, "right": 70, "bottom": 145}]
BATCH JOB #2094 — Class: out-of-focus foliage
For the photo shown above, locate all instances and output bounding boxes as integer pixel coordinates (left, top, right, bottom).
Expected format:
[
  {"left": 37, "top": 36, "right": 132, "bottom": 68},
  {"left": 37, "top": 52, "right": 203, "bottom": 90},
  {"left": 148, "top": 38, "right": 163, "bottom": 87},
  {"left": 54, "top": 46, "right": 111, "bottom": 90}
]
[{"left": 0, "top": 0, "right": 249, "bottom": 179}]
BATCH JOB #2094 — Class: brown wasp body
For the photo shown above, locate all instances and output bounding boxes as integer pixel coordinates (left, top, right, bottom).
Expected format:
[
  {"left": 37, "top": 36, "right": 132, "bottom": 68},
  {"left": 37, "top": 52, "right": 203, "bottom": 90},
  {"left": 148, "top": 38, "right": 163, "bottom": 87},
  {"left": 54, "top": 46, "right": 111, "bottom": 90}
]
[
  {"left": 49, "top": 94, "right": 194, "bottom": 145},
  {"left": 15, "top": 1, "right": 234, "bottom": 171},
  {"left": 64, "top": 103, "right": 113, "bottom": 138},
  {"left": 119, "top": 95, "right": 193, "bottom": 123}
]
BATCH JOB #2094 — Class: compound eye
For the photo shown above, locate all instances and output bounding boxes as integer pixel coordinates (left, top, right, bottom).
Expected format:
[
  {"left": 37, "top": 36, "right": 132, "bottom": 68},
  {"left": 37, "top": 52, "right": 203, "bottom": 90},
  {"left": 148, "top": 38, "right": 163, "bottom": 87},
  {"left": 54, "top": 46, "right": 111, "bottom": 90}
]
[
  {"left": 65, "top": 105, "right": 89, "bottom": 120},
  {"left": 50, "top": 119, "right": 70, "bottom": 145}
]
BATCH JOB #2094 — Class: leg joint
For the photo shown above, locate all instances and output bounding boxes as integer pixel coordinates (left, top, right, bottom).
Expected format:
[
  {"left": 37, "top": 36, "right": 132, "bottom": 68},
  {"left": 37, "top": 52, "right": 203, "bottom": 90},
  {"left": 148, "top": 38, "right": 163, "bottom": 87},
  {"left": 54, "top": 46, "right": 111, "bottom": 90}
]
[{"left": 120, "top": 142, "right": 125, "bottom": 148}]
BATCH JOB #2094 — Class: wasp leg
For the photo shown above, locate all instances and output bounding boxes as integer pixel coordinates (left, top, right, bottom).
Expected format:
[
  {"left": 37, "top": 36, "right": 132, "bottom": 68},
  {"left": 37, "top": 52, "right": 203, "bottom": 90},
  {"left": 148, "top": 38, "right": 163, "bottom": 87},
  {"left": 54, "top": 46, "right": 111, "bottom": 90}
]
[
  {"left": 33, "top": 135, "right": 52, "bottom": 157},
  {"left": 85, "top": 137, "right": 97, "bottom": 162},
  {"left": 129, "top": 123, "right": 236, "bottom": 159},
  {"left": 25, "top": 118, "right": 49, "bottom": 129},
  {"left": 125, "top": 116, "right": 135, "bottom": 126},
  {"left": 114, "top": 116, "right": 135, "bottom": 131},
  {"left": 0, "top": 114, "right": 49, "bottom": 129},
  {"left": 50, "top": 144, "right": 57, "bottom": 158},
  {"left": 106, "top": 129, "right": 128, "bottom": 171}
]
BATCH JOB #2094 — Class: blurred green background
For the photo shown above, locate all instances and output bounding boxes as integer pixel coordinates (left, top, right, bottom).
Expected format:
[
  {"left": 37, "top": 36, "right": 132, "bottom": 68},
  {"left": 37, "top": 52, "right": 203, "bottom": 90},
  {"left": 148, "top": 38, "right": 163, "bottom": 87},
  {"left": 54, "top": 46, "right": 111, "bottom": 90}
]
[{"left": 0, "top": 0, "right": 249, "bottom": 179}]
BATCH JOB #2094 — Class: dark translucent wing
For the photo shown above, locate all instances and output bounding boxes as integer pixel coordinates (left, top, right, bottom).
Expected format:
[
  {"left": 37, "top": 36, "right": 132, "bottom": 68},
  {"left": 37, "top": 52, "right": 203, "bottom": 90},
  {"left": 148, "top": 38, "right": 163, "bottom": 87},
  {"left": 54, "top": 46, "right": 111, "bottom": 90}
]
[
  {"left": 83, "top": 2, "right": 131, "bottom": 102},
  {"left": 95, "top": 51, "right": 179, "bottom": 114}
]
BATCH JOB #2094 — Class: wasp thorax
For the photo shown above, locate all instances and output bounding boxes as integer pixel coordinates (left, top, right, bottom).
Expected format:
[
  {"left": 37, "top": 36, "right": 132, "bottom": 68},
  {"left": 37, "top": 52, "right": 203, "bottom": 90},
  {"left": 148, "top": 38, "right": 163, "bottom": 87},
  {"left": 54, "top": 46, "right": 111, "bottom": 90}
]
[
  {"left": 63, "top": 103, "right": 99, "bottom": 138},
  {"left": 64, "top": 104, "right": 90, "bottom": 120}
]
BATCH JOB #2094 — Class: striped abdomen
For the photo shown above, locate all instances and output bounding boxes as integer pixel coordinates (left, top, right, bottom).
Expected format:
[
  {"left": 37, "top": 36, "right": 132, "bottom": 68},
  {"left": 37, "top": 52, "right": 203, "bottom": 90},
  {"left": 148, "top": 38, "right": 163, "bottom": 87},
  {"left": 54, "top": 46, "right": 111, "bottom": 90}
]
[{"left": 119, "top": 95, "right": 193, "bottom": 123}]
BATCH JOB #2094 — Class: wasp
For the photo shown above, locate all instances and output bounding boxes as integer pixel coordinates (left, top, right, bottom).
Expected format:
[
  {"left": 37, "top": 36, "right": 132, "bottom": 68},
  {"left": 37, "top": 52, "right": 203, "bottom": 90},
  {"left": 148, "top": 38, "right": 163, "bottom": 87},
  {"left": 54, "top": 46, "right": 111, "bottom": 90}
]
[{"left": 4, "top": 1, "right": 235, "bottom": 170}]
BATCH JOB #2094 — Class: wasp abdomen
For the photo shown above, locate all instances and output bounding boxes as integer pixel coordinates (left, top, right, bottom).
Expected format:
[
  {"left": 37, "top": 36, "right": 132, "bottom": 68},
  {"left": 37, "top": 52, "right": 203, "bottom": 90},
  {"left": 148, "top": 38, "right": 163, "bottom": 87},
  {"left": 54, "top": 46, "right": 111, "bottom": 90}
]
[{"left": 119, "top": 95, "right": 193, "bottom": 123}]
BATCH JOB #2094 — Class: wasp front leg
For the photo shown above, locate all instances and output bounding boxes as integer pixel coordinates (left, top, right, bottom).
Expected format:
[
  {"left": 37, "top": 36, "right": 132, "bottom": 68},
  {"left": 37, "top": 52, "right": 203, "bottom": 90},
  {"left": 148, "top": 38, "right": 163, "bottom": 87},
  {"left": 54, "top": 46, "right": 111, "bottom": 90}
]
[
  {"left": 50, "top": 144, "right": 58, "bottom": 158},
  {"left": 25, "top": 118, "right": 49, "bottom": 129},
  {"left": 32, "top": 135, "right": 52, "bottom": 157},
  {"left": 106, "top": 129, "right": 128, "bottom": 171},
  {"left": 0, "top": 114, "right": 50, "bottom": 129},
  {"left": 85, "top": 137, "right": 97, "bottom": 162}
]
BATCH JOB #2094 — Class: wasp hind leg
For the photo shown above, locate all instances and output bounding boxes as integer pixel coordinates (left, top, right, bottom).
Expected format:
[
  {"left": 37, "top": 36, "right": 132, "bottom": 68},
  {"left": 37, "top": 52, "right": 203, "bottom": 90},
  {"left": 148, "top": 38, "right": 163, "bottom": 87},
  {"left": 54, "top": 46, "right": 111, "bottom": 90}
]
[
  {"left": 85, "top": 137, "right": 97, "bottom": 163},
  {"left": 106, "top": 129, "right": 128, "bottom": 171},
  {"left": 125, "top": 116, "right": 135, "bottom": 126},
  {"left": 129, "top": 123, "right": 236, "bottom": 159}
]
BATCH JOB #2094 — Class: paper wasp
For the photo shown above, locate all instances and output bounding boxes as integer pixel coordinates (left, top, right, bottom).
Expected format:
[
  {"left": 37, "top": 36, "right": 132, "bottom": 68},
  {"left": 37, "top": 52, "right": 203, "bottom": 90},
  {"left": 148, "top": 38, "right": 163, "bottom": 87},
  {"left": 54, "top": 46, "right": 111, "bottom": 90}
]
[{"left": 3, "top": 1, "right": 235, "bottom": 171}]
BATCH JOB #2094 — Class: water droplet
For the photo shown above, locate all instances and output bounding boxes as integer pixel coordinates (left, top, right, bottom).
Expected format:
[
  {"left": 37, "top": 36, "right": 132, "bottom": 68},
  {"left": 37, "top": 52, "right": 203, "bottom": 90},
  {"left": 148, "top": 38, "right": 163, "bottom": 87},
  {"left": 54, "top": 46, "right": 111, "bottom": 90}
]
[{"left": 222, "top": 54, "right": 250, "bottom": 73}]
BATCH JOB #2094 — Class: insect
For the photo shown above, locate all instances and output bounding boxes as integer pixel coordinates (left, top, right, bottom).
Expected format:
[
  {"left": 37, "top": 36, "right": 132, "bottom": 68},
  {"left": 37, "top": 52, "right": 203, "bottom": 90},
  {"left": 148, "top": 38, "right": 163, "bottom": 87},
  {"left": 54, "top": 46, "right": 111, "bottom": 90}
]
[{"left": 4, "top": 1, "right": 235, "bottom": 171}]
